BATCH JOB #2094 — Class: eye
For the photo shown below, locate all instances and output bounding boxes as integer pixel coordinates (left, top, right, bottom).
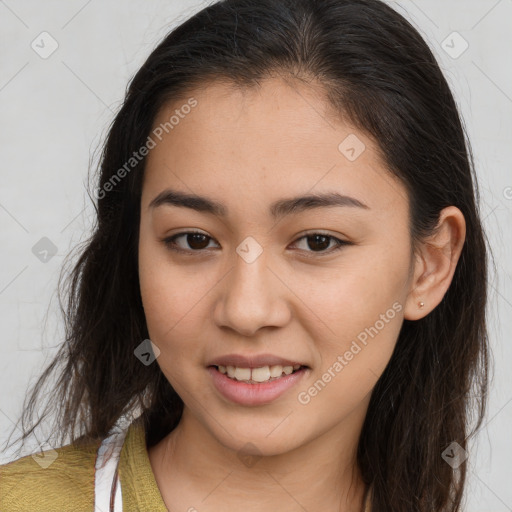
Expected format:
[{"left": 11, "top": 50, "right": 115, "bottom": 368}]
[
  {"left": 291, "top": 232, "right": 352, "bottom": 256},
  {"left": 161, "top": 231, "right": 352, "bottom": 256},
  {"left": 162, "top": 231, "right": 218, "bottom": 254}
]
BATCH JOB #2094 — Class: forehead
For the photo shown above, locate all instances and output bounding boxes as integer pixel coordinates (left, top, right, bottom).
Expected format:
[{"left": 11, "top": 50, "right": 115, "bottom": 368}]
[
  {"left": 150, "top": 77, "right": 350, "bottom": 155},
  {"left": 142, "top": 77, "right": 409, "bottom": 217}
]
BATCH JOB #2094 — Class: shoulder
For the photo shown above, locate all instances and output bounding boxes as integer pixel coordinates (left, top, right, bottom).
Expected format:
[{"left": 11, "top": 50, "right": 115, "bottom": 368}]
[{"left": 0, "top": 437, "right": 101, "bottom": 512}]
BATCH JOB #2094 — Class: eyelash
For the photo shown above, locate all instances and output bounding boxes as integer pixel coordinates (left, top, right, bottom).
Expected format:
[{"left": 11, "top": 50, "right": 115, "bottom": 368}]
[{"left": 161, "top": 230, "right": 352, "bottom": 257}]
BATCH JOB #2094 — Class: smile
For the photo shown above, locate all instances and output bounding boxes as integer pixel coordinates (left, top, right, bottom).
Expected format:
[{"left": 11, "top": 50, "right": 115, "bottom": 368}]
[
  {"left": 214, "top": 364, "right": 304, "bottom": 384},
  {"left": 208, "top": 365, "right": 309, "bottom": 406}
]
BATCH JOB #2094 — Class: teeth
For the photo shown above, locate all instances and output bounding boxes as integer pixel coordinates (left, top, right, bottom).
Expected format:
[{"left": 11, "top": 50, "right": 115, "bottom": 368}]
[
  {"left": 234, "top": 367, "right": 251, "bottom": 381},
  {"left": 252, "top": 366, "right": 271, "bottom": 382},
  {"left": 216, "top": 364, "right": 303, "bottom": 383},
  {"left": 269, "top": 365, "right": 284, "bottom": 378}
]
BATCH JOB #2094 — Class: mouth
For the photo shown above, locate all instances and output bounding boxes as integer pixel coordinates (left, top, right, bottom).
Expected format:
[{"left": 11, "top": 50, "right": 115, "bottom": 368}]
[
  {"left": 208, "top": 364, "right": 309, "bottom": 385},
  {"left": 207, "top": 363, "right": 310, "bottom": 406}
]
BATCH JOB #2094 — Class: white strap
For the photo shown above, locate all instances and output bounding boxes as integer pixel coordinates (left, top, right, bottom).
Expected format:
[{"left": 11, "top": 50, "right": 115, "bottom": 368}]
[{"left": 94, "top": 427, "right": 128, "bottom": 512}]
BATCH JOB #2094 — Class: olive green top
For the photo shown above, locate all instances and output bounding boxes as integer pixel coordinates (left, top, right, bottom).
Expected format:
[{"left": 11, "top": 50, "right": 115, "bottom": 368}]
[{"left": 0, "top": 415, "right": 168, "bottom": 511}]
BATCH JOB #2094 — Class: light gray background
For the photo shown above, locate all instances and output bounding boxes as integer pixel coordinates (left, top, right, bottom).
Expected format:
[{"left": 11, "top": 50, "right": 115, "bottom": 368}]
[{"left": 0, "top": 1, "right": 510, "bottom": 510}]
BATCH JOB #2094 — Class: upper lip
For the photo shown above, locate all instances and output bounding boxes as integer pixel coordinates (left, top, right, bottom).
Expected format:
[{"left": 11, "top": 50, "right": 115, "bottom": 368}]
[{"left": 207, "top": 353, "right": 309, "bottom": 369}]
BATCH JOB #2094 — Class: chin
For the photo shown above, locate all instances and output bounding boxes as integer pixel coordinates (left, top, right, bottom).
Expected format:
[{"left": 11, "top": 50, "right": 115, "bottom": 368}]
[{"left": 212, "top": 421, "right": 304, "bottom": 457}]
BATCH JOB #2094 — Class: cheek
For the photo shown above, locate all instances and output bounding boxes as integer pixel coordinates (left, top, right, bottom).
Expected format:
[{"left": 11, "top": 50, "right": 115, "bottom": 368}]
[
  {"left": 140, "top": 269, "right": 208, "bottom": 349},
  {"left": 139, "top": 229, "right": 196, "bottom": 325},
  {"left": 295, "top": 249, "right": 407, "bottom": 371},
  {"left": 298, "top": 257, "right": 405, "bottom": 329},
  {"left": 138, "top": 257, "right": 205, "bottom": 393},
  {"left": 137, "top": 225, "right": 233, "bottom": 401},
  {"left": 296, "top": 290, "right": 403, "bottom": 416}
]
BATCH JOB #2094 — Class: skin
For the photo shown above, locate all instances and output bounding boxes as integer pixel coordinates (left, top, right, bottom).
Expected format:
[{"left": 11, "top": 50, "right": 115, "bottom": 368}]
[{"left": 138, "top": 77, "right": 466, "bottom": 511}]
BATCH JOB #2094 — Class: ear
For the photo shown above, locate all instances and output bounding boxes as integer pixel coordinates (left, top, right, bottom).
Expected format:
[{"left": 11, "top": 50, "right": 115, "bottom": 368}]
[{"left": 404, "top": 206, "right": 466, "bottom": 320}]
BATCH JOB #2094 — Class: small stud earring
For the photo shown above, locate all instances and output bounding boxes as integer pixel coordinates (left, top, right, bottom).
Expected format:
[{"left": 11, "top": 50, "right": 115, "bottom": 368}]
[{"left": 419, "top": 301, "right": 425, "bottom": 308}]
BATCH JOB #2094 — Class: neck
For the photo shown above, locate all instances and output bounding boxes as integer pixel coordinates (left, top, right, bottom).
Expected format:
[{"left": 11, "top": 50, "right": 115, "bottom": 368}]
[{"left": 148, "top": 406, "right": 369, "bottom": 512}]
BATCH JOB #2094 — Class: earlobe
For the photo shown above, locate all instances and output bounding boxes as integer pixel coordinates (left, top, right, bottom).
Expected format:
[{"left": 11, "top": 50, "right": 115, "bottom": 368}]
[{"left": 404, "top": 206, "right": 466, "bottom": 321}]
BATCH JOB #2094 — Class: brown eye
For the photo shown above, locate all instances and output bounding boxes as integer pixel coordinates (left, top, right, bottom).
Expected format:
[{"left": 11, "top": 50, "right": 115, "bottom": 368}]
[
  {"left": 163, "top": 231, "right": 217, "bottom": 253},
  {"left": 305, "top": 234, "right": 331, "bottom": 252},
  {"left": 184, "top": 233, "right": 211, "bottom": 250},
  {"left": 292, "top": 233, "right": 351, "bottom": 255}
]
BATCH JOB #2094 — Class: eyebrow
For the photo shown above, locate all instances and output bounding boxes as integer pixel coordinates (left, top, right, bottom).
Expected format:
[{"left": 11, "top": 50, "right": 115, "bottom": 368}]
[{"left": 149, "top": 188, "right": 369, "bottom": 219}]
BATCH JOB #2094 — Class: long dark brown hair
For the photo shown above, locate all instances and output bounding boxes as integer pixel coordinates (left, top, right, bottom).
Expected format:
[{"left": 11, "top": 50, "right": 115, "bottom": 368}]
[{"left": 4, "top": 0, "right": 491, "bottom": 510}]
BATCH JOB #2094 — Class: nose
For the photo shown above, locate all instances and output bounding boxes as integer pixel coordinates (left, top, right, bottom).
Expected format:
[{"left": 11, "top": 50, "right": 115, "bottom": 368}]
[{"left": 213, "top": 250, "right": 291, "bottom": 337}]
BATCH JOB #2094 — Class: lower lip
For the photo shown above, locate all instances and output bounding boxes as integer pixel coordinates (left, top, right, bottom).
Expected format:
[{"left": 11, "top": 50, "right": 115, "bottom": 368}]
[{"left": 207, "top": 366, "right": 309, "bottom": 406}]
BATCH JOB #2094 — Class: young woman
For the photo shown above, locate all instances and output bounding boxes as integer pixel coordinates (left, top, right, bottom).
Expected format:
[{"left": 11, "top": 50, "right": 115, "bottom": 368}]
[{"left": 0, "top": 0, "right": 490, "bottom": 510}]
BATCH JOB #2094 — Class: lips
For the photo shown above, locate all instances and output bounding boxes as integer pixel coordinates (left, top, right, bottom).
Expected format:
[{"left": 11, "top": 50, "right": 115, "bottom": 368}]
[
  {"left": 208, "top": 365, "right": 309, "bottom": 406},
  {"left": 206, "top": 353, "right": 309, "bottom": 369}
]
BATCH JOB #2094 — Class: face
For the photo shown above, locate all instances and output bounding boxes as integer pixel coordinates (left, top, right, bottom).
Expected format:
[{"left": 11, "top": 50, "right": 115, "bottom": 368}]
[{"left": 138, "top": 77, "right": 415, "bottom": 457}]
